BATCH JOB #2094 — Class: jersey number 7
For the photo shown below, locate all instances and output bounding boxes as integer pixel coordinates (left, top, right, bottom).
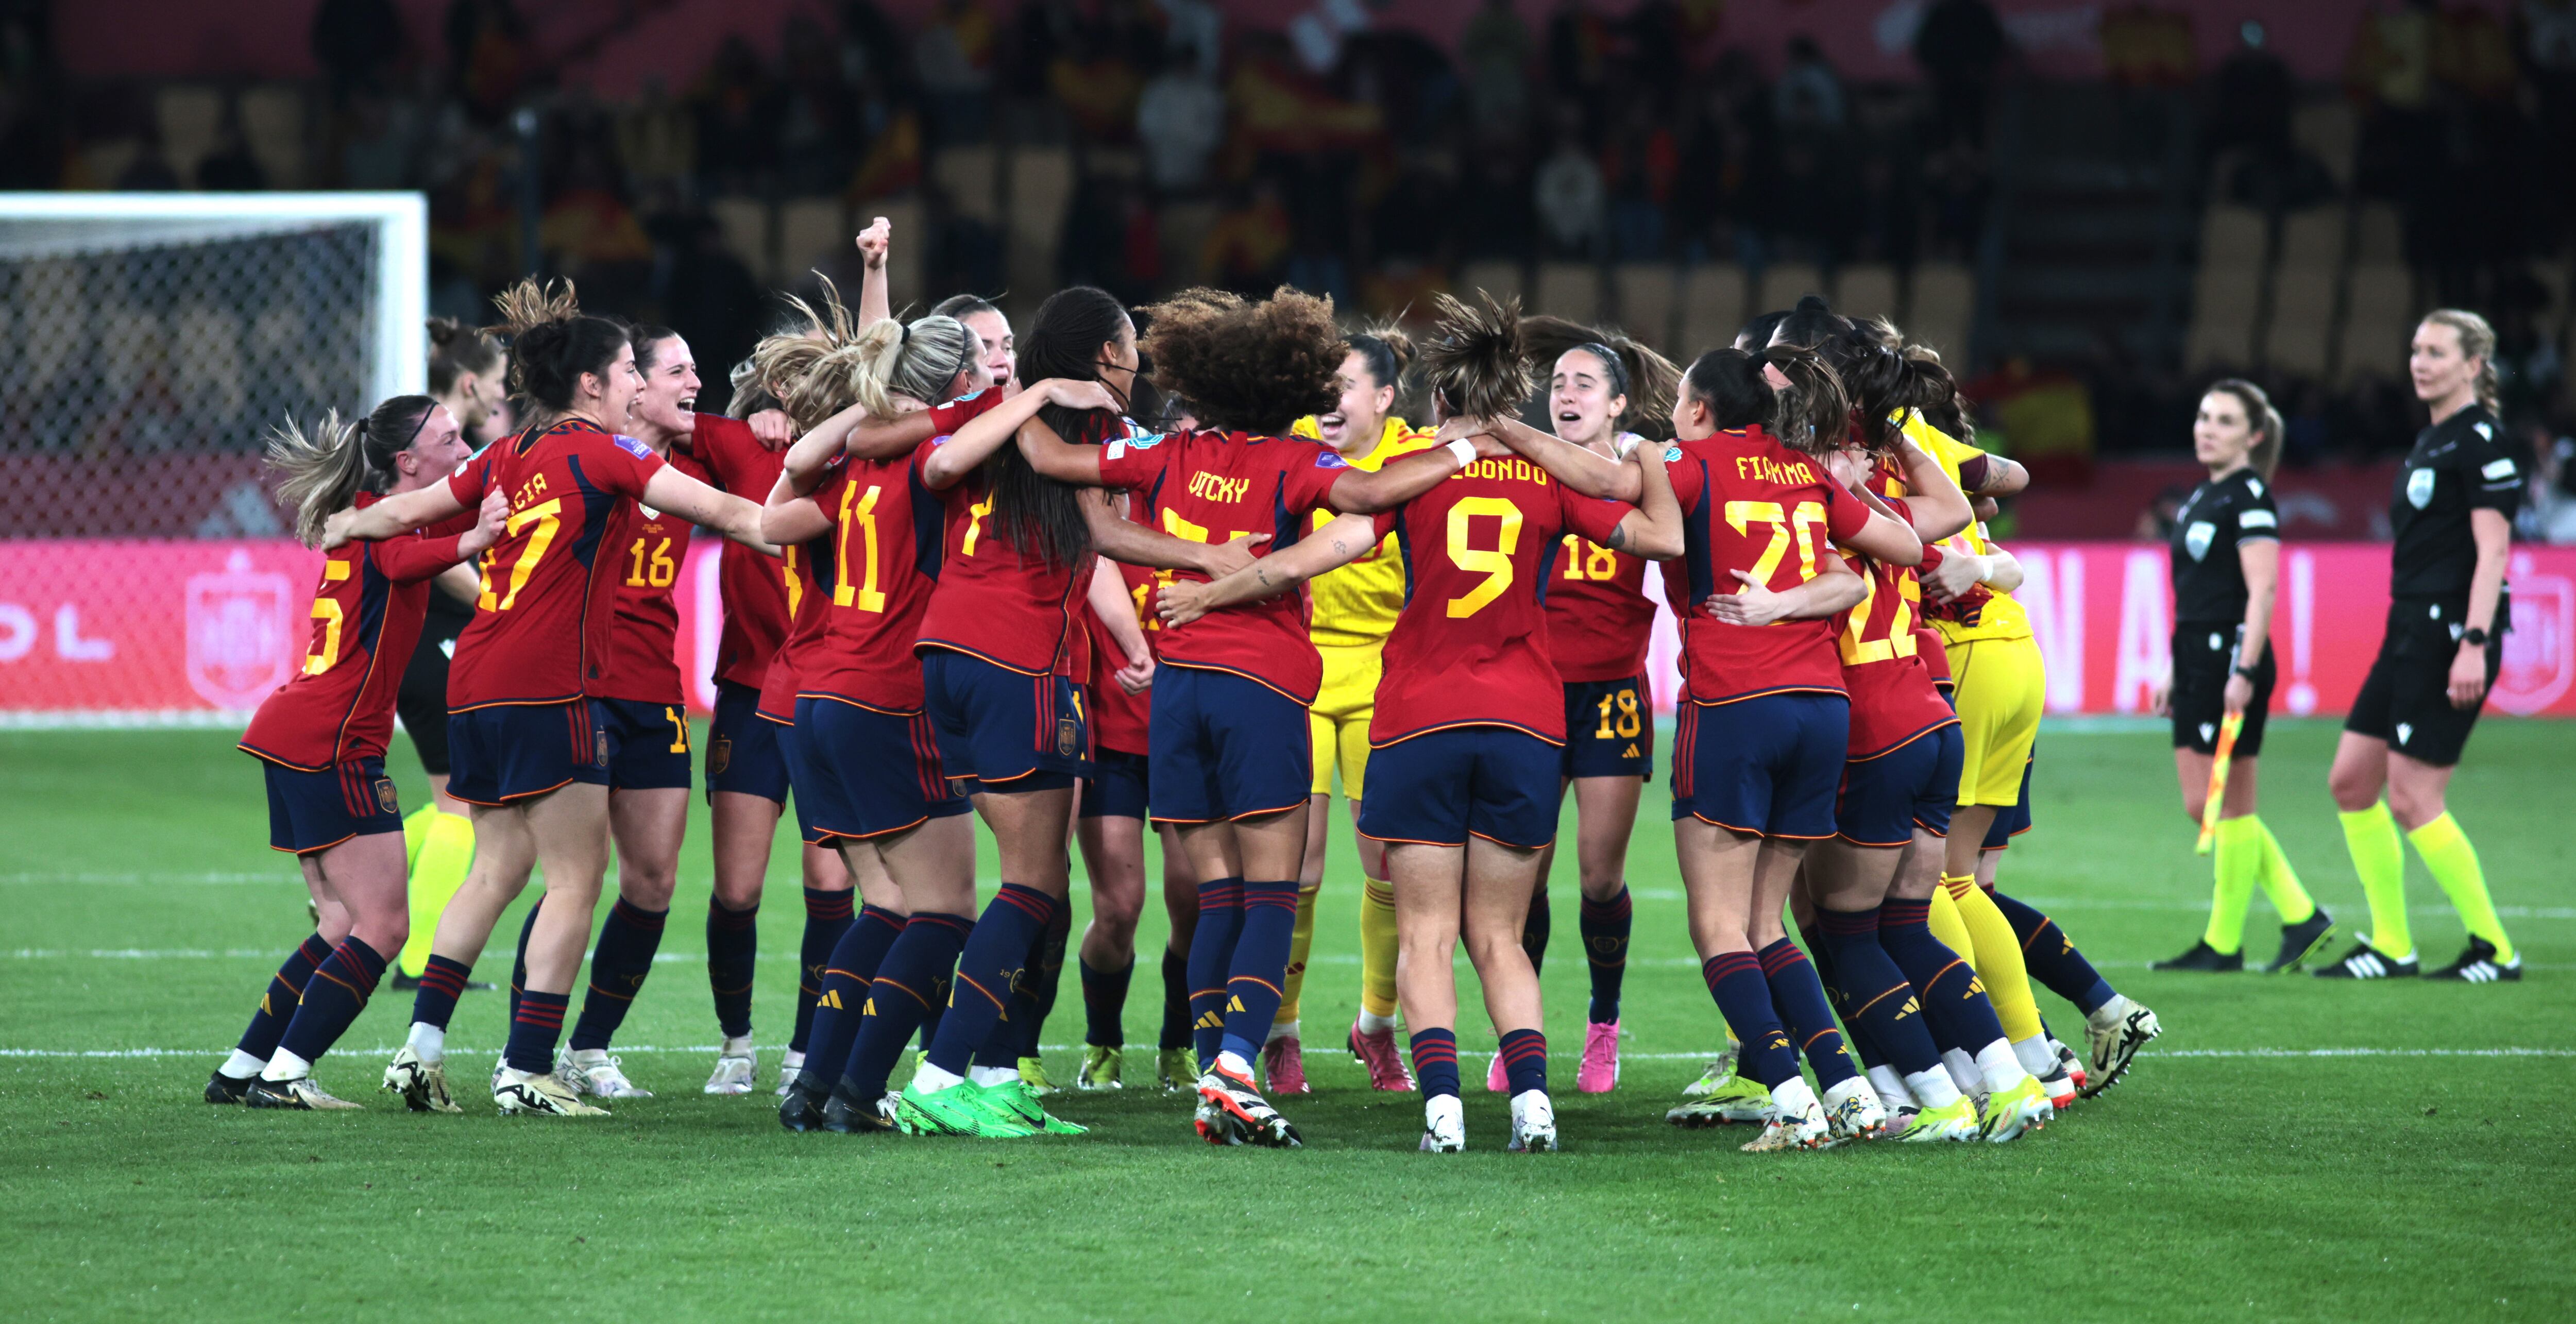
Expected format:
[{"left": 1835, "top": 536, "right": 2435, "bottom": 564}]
[{"left": 478, "top": 498, "right": 564, "bottom": 613}]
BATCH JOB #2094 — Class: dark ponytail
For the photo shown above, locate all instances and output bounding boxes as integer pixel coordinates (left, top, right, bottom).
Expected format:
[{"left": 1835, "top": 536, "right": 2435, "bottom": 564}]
[
  {"left": 487, "top": 278, "right": 631, "bottom": 432},
  {"left": 1680, "top": 345, "right": 1849, "bottom": 454},
  {"left": 427, "top": 316, "right": 502, "bottom": 397},
  {"left": 998, "top": 285, "right": 1132, "bottom": 568}
]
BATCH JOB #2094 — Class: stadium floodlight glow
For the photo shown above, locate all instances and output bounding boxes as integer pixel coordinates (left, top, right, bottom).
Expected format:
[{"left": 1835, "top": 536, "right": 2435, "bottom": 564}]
[{"left": 0, "top": 192, "right": 427, "bottom": 406}]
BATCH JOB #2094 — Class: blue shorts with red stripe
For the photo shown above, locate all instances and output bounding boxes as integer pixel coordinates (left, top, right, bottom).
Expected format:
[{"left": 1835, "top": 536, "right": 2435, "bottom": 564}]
[
  {"left": 1671, "top": 692, "right": 1848, "bottom": 840},
  {"left": 1836, "top": 723, "right": 1963, "bottom": 847},
  {"left": 1147, "top": 665, "right": 1312, "bottom": 824},
  {"left": 446, "top": 700, "right": 611, "bottom": 806},
  {"left": 920, "top": 649, "right": 1090, "bottom": 794},
  {"left": 705, "top": 678, "right": 790, "bottom": 803},
  {"left": 259, "top": 754, "right": 403, "bottom": 854},
  {"left": 788, "top": 695, "right": 969, "bottom": 844},
  {"left": 1357, "top": 726, "right": 1560, "bottom": 850},
  {"left": 596, "top": 697, "right": 694, "bottom": 791},
  {"left": 1080, "top": 747, "right": 1150, "bottom": 820}
]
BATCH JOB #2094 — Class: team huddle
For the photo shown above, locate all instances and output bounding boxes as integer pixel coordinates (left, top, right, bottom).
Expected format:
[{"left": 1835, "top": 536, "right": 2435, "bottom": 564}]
[{"left": 206, "top": 219, "right": 2192, "bottom": 1154}]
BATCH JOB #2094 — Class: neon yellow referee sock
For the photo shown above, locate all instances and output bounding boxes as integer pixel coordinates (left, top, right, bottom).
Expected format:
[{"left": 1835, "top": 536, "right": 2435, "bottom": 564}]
[
  {"left": 2251, "top": 817, "right": 2317, "bottom": 925},
  {"left": 1274, "top": 882, "right": 1320, "bottom": 1030},
  {"left": 398, "top": 808, "right": 474, "bottom": 978},
  {"left": 1942, "top": 873, "right": 2044, "bottom": 1043},
  {"left": 2338, "top": 802, "right": 2410, "bottom": 960},
  {"left": 1358, "top": 879, "right": 1399, "bottom": 1020},
  {"left": 2204, "top": 817, "right": 2261, "bottom": 956},
  {"left": 2408, "top": 812, "right": 2514, "bottom": 963}
]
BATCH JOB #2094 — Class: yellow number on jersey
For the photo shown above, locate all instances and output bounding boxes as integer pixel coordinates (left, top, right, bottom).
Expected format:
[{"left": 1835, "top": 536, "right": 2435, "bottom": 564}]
[
  {"left": 960, "top": 495, "right": 994, "bottom": 557},
  {"left": 302, "top": 559, "right": 352, "bottom": 675},
  {"left": 834, "top": 483, "right": 888, "bottom": 612},
  {"left": 624, "top": 536, "right": 676, "bottom": 589},
  {"left": 1722, "top": 499, "right": 1825, "bottom": 593},
  {"left": 1445, "top": 496, "right": 1523, "bottom": 618},
  {"left": 479, "top": 497, "right": 563, "bottom": 612},
  {"left": 1838, "top": 566, "right": 1922, "bottom": 665},
  {"left": 1558, "top": 535, "right": 1621, "bottom": 581}
]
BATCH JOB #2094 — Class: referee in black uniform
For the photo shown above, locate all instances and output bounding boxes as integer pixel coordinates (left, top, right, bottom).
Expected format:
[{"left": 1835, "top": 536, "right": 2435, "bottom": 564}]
[
  {"left": 2151, "top": 379, "right": 2333, "bottom": 974},
  {"left": 2320, "top": 310, "right": 2522, "bottom": 983}
]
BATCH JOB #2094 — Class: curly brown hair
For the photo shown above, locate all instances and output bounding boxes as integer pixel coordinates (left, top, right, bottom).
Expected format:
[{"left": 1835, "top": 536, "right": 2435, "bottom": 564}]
[
  {"left": 1418, "top": 290, "right": 1532, "bottom": 423},
  {"left": 1136, "top": 286, "right": 1346, "bottom": 436}
]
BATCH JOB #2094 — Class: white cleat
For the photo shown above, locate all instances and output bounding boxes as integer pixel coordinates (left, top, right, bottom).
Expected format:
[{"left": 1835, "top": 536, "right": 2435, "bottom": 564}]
[
  {"left": 704, "top": 1049, "right": 758, "bottom": 1096},
  {"left": 1741, "top": 1076, "right": 1830, "bottom": 1152},
  {"left": 245, "top": 1075, "right": 364, "bottom": 1111},
  {"left": 494, "top": 1066, "right": 610, "bottom": 1116},
  {"left": 775, "top": 1050, "right": 806, "bottom": 1098},
  {"left": 382, "top": 1045, "right": 462, "bottom": 1114},
  {"left": 1822, "top": 1078, "right": 1888, "bottom": 1144},
  {"left": 2081, "top": 997, "right": 2162, "bottom": 1099},
  {"left": 1506, "top": 1090, "right": 1559, "bottom": 1152},
  {"left": 1419, "top": 1094, "right": 1466, "bottom": 1152},
  {"left": 557, "top": 1050, "right": 651, "bottom": 1099}
]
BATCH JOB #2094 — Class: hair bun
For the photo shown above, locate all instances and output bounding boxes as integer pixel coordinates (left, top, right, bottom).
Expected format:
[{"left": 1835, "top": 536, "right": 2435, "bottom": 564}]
[{"left": 1795, "top": 294, "right": 1832, "bottom": 314}]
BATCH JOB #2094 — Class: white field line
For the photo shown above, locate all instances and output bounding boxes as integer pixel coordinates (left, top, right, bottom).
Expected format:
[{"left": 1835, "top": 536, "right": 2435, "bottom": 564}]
[{"left": 6, "top": 1045, "right": 2571, "bottom": 1062}]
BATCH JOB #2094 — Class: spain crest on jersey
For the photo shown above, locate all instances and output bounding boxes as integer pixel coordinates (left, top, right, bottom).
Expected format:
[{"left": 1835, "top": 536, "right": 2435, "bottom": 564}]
[{"left": 185, "top": 549, "right": 295, "bottom": 710}]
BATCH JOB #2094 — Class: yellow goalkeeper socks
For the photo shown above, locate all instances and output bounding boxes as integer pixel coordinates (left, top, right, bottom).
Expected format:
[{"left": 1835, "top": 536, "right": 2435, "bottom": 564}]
[
  {"left": 1942, "top": 873, "right": 2045, "bottom": 1043},
  {"left": 398, "top": 808, "right": 474, "bottom": 978},
  {"left": 2251, "top": 817, "right": 2317, "bottom": 925},
  {"left": 2408, "top": 812, "right": 2514, "bottom": 963},
  {"left": 1926, "top": 885, "right": 1976, "bottom": 965},
  {"left": 1274, "top": 882, "right": 1320, "bottom": 1031},
  {"left": 2338, "top": 802, "right": 2411, "bottom": 960},
  {"left": 1358, "top": 878, "right": 1399, "bottom": 1020},
  {"left": 2204, "top": 817, "right": 2261, "bottom": 957}
]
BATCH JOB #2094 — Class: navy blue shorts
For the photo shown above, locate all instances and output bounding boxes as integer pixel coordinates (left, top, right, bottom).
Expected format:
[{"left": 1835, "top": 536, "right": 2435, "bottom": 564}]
[
  {"left": 1837, "top": 724, "right": 1963, "bottom": 847},
  {"left": 920, "top": 649, "right": 1090, "bottom": 794},
  {"left": 260, "top": 755, "right": 403, "bottom": 854},
  {"left": 1981, "top": 752, "right": 2035, "bottom": 851},
  {"left": 1148, "top": 666, "right": 1312, "bottom": 824},
  {"left": 706, "top": 678, "right": 790, "bottom": 803},
  {"left": 1081, "top": 747, "right": 1150, "bottom": 820},
  {"left": 1358, "top": 726, "right": 1560, "bottom": 850},
  {"left": 789, "top": 695, "right": 969, "bottom": 844},
  {"left": 1561, "top": 675, "right": 1654, "bottom": 781},
  {"left": 597, "top": 697, "right": 694, "bottom": 791},
  {"left": 1671, "top": 693, "right": 1849, "bottom": 840},
  {"left": 447, "top": 700, "right": 611, "bottom": 806}
]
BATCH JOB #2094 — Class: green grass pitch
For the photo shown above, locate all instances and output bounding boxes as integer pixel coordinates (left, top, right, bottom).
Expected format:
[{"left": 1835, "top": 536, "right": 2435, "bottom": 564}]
[{"left": 5, "top": 718, "right": 2570, "bottom": 1320}]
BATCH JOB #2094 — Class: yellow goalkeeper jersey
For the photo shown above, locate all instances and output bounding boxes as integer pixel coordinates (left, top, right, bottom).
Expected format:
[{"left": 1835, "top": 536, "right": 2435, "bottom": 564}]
[
  {"left": 1900, "top": 412, "right": 2032, "bottom": 645},
  {"left": 1289, "top": 415, "right": 1440, "bottom": 648}
]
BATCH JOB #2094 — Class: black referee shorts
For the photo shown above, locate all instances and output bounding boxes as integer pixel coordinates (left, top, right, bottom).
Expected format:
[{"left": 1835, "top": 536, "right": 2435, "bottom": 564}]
[
  {"left": 2344, "top": 600, "right": 2501, "bottom": 769},
  {"left": 396, "top": 613, "right": 463, "bottom": 776},
  {"left": 2169, "top": 624, "right": 2274, "bottom": 758}
]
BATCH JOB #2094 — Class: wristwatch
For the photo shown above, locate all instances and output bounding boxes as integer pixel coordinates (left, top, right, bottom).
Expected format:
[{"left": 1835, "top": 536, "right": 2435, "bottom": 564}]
[{"left": 2462, "top": 626, "right": 2490, "bottom": 648}]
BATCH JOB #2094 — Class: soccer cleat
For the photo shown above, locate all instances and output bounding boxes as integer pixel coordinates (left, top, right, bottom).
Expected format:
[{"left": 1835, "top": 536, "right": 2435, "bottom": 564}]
[
  {"left": 2153, "top": 940, "right": 2243, "bottom": 972},
  {"left": 1485, "top": 1049, "right": 1509, "bottom": 1093},
  {"left": 382, "top": 1046, "right": 463, "bottom": 1114},
  {"left": 1576, "top": 1020, "right": 1621, "bottom": 1093},
  {"left": 493, "top": 1066, "right": 610, "bottom": 1117},
  {"left": 1741, "top": 1078, "right": 1830, "bottom": 1152},
  {"left": 1979, "top": 1075, "right": 2053, "bottom": 1142},
  {"left": 1822, "top": 1079, "right": 1887, "bottom": 1144},
  {"left": 2313, "top": 939, "right": 2418, "bottom": 981},
  {"left": 389, "top": 972, "right": 492, "bottom": 992},
  {"left": 1015, "top": 1056, "right": 1059, "bottom": 1097},
  {"left": 2051, "top": 1038, "right": 2088, "bottom": 1094},
  {"left": 2264, "top": 908, "right": 2337, "bottom": 974},
  {"left": 1347, "top": 1022, "right": 1414, "bottom": 1091},
  {"left": 244, "top": 1076, "right": 363, "bottom": 1111},
  {"left": 2424, "top": 937, "right": 2521, "bottom": 984},
  {"left": 1262, "top": 1035, "right": 1310, "bottom": 1095},
  {"left": 984, "top": 1079, "right": 1089, "bottom": 1135},
  {"left": 1419, "top": 1095, "right": 1466, "bottom": 1152},
  {"left": 2080, "top": 998, "right": 2163, "bottom": 1099},
  {"left": 820, "top": 1086, "right": 899, "bottom": 1134},
  {"left": 1077, "top": 1044, "right": 1124, "bottom": 1091},
  {"left": 1507, "top": 1090, "right": 1559, "bottom": 1152},
  {"left": 777, "top": 1079, "right": 827, "bottom": 1132},
  {"left": 775, "top": 1050, "right": 805, "bottom": 1098},
  {"left": 1680, "top": 1046, "right": 1741, "bottom": 1101},
  {"left": 1193, "top": 1091, "right": 1236, "bottom": 1145},
  {"left": 1666, "top": 1074, "right": 1772, "bottom": 1127},
  {"left": 704, "top": 1049, "right": 757, "bottom": 1096},
  {"left": 2038, "top": 1066, "right": 2078, "bottom": 1111},
  {"left": 896, "top": 1079, "right": 1035, "bottom": 1138},
  {"left": 1195, "top": 1061, "right": 1301, "bottom": 1148},
  {"left": 557, "top": 1051, "right": 651, "bottom": 1099},
  {"left": 206, "top": 1070, "right": 253, "bottom": 1105},
  {"left": 1897, "top": 1096, "right": 1981, "bottom": 1142},
  {"left": 1157, "top": 1047, "right": 1201, "bottom": 1092}
]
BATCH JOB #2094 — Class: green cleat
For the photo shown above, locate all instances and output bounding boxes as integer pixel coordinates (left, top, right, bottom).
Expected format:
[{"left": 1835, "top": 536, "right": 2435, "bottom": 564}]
[
  {"left": 896, "top": 1079, "right": 1037, "bottom": 1138},
  {"left": 1156, "top": 1047, "right": 1200, "bottom": 1092},
  {"left": 1016, "top": 1055, "right": 1060, "bottom": 1097},
  {"left": 1667, "top": 1073, "right": 1771, "bottom": 1126},
  {"left": 1680, "top": 1042, "right": 1743, "bottom": 1101},
  {"left": 983, "top": 1079, "right": 1089, "bottom": 1135},
  {"left": 1077, "top": 1044, "right": 1124, "bottom": 1091}
]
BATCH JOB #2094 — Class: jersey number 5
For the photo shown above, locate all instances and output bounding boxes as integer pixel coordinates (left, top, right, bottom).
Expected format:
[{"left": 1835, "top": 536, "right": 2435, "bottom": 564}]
[
  {"left": 302, "top": 559, "right": 352, "bottom": 675},
  {"left": 1446, "top": 497, "right": 1524, "bottom": 618}
]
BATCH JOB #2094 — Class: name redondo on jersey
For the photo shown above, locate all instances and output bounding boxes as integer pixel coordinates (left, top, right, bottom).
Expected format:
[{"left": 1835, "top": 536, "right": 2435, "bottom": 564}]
[
  {"left": 1447, "top": 456, "right": 1551, "bottom": 486},
  {"left": 1186, "top": 470, "right": 1252, "bottom": 504},
  {"left": 1734, "top": 454, "right": 1817, "bottom": 487}
]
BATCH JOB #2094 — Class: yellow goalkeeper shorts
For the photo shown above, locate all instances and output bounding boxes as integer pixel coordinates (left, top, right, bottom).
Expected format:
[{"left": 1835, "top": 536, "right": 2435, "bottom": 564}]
[
  {"left": 1945, "top": 635, "right": 2045, "bottom": 808},
  {"left": 1309, "top": 643, "right": 1381, "bottom": 800}
]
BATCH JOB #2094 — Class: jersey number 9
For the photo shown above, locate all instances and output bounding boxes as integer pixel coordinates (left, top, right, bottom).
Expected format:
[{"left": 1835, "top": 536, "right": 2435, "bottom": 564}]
[{"left": 1446, "top": 497, "right": 1524, "bottom": 618}]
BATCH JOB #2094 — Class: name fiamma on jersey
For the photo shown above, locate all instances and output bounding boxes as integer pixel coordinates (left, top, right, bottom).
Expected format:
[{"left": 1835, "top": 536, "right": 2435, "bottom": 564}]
[
  {"left": 1736, "top": 454, "right": 1817, "bottom": 486},
  {"left": 1186, "top": 471, "right": 1252, "bottom": 504},
  {"left": 1449, "top": 456, "right": 1551, "bottom": 485}
]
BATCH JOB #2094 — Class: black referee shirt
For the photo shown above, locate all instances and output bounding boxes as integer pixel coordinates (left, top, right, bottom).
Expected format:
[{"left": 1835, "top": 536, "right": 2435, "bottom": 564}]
[
  {"left": 2169, "top": 468, "right": 2280, "bottom": 623},
  {"left": 2389, "top": 403, "right": 2521, "bottom": 603}
]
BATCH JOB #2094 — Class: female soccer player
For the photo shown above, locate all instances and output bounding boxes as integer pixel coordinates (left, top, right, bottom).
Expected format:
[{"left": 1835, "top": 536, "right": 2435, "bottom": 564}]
[
  {"left": 335, "top": 281, "right": 767, "bottom": 1117},
  {"left": 933, "top": 294, "right": 1019, "bottom": 393},
  {"left": 1014, "top": 286, "right": 1500, "bottom": 1145},
  {"left": 2151, "top": 380, "right": 2333, "bottom": 974},
  {"left": 209, "top": 400, "right": 502, "bottom": 1108},
  {"left": 2321, "top": 310, "right": 2522, "bottom": 983},
  {"left": 1286, "top": 328, "right": 1438, "bottom": 1092}
]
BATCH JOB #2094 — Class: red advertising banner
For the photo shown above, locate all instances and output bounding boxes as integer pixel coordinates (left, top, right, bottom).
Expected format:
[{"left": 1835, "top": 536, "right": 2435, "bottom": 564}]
[{"left": 4, "top": 540, "right": 2572, "bottom": 722}]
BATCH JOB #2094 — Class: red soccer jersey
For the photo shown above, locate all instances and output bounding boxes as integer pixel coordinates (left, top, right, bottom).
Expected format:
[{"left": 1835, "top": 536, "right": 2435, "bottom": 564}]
[
  {"left": 796, "top": 445, "right": 945, "bottom": 711},
  {"left": 1660, "top": 428, "right": 1872, "bottom": 705},
  {"left": 759, "top": 537, "right": 827, "bottom": 724},
  {"left": 913, "top": 419, "right": 1112, "bottom": 678},
  {"left": 444, "top": 419, "right": 665, "bottom": 709},
  {"left": 1832, "top": 497, "right": 1957, "bottom": 758},
  {"left": 1086, "top": 554, "right": 1158, "bottom": 755},
  {"left": 1093, "top": 428, "right": 1355, "bottom": 704},
  {"left": 241, "top": 494, "right": 476, "bottom": 768},
  {"left": 927, "top": 386, "right": 1007, "bottom": 435},
  {"left": 1370, "top": 454, "right": 1632, "bottom": 746},
  {"left": 688, "top": 413, "right": 793, "bottom": 693},
  {"left": 596, "top": 449, "right": 705, "bottom": 705},
  {"left": 1545, "top": 533, "right": 1654, "bottom": 682}
]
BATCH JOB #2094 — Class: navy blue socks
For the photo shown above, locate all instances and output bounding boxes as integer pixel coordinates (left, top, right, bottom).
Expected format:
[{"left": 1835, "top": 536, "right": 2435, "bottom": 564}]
[
  {"left": 792, "top": 887, "right": 855, "bottom": 1055},
  {"left": 798, "top": 904, "right": 907, "bottom": 1090},
  {"left": 923, "top": 884, "right": 1055, "bottom": 1077},
  {"left": 705, "top": 897, "right": 759, "bottom": 1039},
  {"left": 1700, "top": 950, "right": 1800, "bottom": 1088},
  {"left": 570, "top": 898, "right": 666, "bottom": 1053},
  {"left": 236, "top": 934, "right": 330, "bottom": 1065},
  {"left": 1187, "top": 878, "right": 1244, "bottom": 1065},
  {"left": 841, "top": 910, "right": 972, "bottom": 1098},
  {"left": 1579, "top": 886, "right": 1632, "bottom": 1024},
  {"left": 1217, "top": 879, "right": 1298, "bottom": 1063}
]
